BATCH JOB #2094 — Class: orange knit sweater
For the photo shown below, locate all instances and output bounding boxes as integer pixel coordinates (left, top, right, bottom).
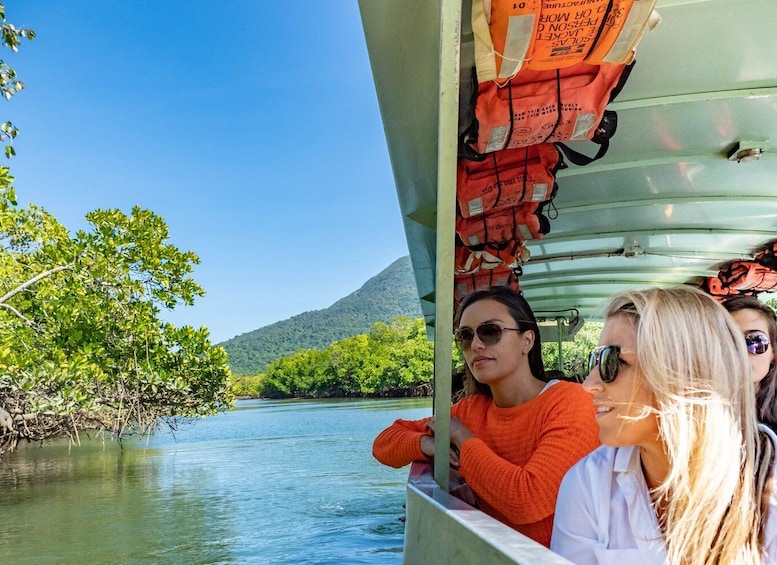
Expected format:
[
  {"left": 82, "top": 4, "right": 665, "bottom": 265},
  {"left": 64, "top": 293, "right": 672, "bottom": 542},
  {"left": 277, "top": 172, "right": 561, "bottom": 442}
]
[{"left": 372, "top": 380, "right": 600, "bottom": 547}]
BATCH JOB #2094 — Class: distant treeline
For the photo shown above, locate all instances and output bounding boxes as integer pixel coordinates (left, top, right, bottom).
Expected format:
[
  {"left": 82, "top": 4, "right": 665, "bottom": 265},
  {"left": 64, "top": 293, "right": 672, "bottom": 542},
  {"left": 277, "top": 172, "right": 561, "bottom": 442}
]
[{"left": 230, "top": 317, "right": 434, "bottom": 399}]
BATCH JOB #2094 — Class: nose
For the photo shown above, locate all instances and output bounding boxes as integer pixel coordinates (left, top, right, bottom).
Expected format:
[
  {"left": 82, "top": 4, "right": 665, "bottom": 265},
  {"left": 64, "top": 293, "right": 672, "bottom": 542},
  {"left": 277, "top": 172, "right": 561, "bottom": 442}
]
[
  {"left": 582, "top": 366, "right": 603, "bottom": 394},
  {"left": 469, "top": 333, "right": 487, "bottom": 351}
]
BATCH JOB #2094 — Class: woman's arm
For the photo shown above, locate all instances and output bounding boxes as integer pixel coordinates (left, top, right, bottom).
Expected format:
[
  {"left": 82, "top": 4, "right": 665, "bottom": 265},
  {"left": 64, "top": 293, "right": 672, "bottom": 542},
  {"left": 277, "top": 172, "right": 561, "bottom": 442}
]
[{"left": 372, "top": 416, "right": 433, "bottom": 468}]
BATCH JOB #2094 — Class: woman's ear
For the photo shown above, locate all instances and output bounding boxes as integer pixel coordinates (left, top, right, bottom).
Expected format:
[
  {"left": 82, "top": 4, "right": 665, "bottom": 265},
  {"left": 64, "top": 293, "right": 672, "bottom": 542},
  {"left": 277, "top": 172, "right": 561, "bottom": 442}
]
[{"left": 521, "top": 329, "right": 535, "bottom": 355}]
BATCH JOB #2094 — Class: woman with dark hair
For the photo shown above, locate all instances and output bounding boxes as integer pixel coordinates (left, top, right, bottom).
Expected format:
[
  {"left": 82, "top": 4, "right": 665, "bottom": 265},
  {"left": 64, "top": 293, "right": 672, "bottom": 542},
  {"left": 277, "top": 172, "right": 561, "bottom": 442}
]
[
  {"left": 722, "top": 295, "right": 777, "bottom": 430},
  {"left": 372, "top": 286, "right": 600, "bottom": 547}
]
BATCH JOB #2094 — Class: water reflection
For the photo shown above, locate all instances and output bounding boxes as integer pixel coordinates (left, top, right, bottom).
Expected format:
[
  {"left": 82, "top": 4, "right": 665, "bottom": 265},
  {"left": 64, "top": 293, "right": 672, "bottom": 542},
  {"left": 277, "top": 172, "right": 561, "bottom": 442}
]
[
  {"left": 0, "top": 398, "right": 431, "bottom": 564},
  {"left": 1, "top": 438, "right": 236, "bottom": 563}
]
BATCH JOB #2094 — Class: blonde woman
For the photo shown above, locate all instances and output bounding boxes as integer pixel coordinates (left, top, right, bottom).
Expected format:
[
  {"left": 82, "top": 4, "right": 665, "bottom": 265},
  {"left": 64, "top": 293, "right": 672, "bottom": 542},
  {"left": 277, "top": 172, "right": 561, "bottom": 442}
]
[{"left": 551, "top": 286, "right": 777, "bottom": 564}]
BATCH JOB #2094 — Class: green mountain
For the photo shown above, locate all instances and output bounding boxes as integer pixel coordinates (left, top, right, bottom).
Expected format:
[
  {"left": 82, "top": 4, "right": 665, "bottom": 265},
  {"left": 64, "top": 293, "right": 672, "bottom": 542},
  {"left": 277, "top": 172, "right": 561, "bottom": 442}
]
[{"left": 220, "top": 256, "right": 423, "bottom": 375}]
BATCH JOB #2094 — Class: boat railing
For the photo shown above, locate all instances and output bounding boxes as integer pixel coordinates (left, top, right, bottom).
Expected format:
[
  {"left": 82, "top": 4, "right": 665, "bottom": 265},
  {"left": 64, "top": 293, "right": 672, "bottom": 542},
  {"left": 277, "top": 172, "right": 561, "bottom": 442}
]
[{"left": 403, "top": 462, "right": 573, "bottom": 564}]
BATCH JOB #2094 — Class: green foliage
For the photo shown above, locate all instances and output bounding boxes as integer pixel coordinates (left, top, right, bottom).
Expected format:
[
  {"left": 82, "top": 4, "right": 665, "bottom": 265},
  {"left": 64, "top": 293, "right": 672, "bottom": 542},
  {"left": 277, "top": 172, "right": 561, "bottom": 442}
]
[
  {"left": 221, "top": 256, "right": 423, "bottom": 375},
  {"left": 255, "top": 317, "right": 433, "bottom": 398},
  {"left": 541, "top": 322, "right": 602, "bottom": 381},
  {"left": 229, "top": 373, "right": 266, "bottom": 398},
  {"left": 0, "top": 3, "right": 34, "bottom": 160},
  {"left": 0, "top": 194, "right": 232, "bottom": 458}
]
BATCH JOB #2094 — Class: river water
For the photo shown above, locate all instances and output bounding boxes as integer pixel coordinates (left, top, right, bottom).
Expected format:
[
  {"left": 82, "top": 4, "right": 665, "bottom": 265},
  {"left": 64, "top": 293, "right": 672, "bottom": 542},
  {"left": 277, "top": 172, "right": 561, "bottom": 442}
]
[{"left": 0, "top": 398, "right": 432, "bottom": 564}]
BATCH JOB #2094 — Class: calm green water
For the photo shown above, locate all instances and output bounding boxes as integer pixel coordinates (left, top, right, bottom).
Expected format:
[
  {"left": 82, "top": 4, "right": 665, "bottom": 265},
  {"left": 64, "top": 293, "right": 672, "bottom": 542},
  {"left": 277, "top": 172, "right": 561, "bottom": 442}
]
[{"left": 0, "top": 397, "right": 432, "bottom": 564}]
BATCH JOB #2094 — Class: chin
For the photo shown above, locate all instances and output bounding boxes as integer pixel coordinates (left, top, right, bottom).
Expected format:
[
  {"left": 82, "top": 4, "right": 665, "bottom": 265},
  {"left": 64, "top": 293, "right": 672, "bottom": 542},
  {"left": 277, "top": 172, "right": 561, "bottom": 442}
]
[
  {"left": 598, "top": 433, "right": 623, "bottom": 447},
  {"left": 597, "top": 425, "right": 630, "bottom": 448}
]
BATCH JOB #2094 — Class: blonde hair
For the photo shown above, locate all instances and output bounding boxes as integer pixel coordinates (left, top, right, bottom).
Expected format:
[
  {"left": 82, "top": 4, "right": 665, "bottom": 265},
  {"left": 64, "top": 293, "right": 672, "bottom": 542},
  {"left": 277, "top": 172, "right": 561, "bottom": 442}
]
[{"left": 605, "top": 286, "right": 773, "bottom": 565}]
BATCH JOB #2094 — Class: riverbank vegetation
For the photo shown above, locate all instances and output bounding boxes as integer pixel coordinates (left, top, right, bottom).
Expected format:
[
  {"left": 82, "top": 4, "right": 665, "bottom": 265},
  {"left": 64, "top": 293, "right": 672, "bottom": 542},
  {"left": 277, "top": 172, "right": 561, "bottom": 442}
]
[
  {"left": 0, "top": 5, "right": 231, "bottom": 461},
  {"left": 0, "top": 192, "right": 233, "bottom": 460},
  {"left": 231, "top": 317, "right": 435, "bottom": 398}
]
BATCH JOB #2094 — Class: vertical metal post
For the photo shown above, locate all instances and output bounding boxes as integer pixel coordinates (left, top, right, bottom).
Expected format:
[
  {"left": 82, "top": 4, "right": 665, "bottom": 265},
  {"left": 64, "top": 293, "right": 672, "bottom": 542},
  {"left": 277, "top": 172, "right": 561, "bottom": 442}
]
[
  {"left": 433, "top": 0, "right": 462, "bottom": 491},
  {"left": 556, "top": 318, "right": 564, "bottom": 372}
]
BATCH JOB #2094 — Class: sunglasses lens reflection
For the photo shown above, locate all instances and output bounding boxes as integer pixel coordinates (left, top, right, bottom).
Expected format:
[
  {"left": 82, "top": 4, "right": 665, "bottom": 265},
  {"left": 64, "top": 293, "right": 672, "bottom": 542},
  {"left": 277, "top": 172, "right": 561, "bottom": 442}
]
[
  {"left": 746, "top": 333, "right": 770, "bottom": 355},
  {"left": 455, "top": 328, "right": 473, "bottom": 347},
  {"left": 600, "top": 348, "right": 619, "bottom": 383},
  {"left": 588, "top": 346, "right": 621, "bottom": 383},
  {"left": 477, "top": 323, "right": 502, "bottom": 345}
]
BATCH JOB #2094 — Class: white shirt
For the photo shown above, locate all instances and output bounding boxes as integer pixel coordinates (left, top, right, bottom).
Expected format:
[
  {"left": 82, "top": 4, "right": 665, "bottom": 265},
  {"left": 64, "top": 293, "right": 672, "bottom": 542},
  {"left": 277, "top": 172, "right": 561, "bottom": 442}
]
[{"left": 550, "top": 425, "right": 777, "bottom": 564}]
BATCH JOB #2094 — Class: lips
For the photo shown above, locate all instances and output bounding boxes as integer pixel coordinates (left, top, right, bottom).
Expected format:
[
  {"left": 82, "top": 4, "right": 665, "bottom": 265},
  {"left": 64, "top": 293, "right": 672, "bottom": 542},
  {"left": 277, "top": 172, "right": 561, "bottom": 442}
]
[
  {"left": 471, "top": 356, "right": 492, "bottom": 366},
  {"left": 594, "top": 404, "right": 613, "bottom": 419}
]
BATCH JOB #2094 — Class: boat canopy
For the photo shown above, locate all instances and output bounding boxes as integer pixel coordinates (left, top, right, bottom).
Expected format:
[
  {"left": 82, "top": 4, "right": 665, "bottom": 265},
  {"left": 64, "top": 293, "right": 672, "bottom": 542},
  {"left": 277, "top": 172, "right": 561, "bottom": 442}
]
[{"left": 360, "top": 0, "right": 777, "bottom": 335}]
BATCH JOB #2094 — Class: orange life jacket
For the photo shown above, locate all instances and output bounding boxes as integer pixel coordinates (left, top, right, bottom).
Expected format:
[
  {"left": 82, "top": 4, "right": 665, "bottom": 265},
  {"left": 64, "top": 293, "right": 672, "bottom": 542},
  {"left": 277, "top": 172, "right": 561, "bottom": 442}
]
[
  {"left": 457, "top": 143, "right": 562, "bottom": 219},
  {"left": 472, "top": 0, "right": 658, "bottom": 84},
  {"left": 719, "top": 261, "right": 777, "bottom": 293},
  {"left": 455, "top": 244, "right": 512, "bottom": 275},
  {"left": 456, "top": 202, "right": 549, "bottom": 249},
  {"left": 700, "top": 276, "right": 740, "bottom": 299},
  {"left": 454, "top": 266, "right": 521, "bottom": 307},
  {"left": 584, "top": 0, "right": 659, "bottom": 66},
  {"left": 471, "top": 61, "right": 631, "bottom": 155},
  {"left": 454, "top": 237, "right": 531, "bottom": 275},
  {"left": 755, "top": 240, "right": 777, "bottom": 270}
]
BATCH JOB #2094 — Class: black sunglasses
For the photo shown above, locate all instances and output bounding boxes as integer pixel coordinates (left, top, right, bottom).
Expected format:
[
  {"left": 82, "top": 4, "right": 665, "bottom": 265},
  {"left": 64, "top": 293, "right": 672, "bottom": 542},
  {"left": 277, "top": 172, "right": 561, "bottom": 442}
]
[
  {"left": 588, "top": 345, "right": 628, "bottom": 384},
  {"left": 745, "top": 332, "right": 771, "bottom": 355},
  {"left": 454, "top": 322, "right": 524, "bottom": 350}
]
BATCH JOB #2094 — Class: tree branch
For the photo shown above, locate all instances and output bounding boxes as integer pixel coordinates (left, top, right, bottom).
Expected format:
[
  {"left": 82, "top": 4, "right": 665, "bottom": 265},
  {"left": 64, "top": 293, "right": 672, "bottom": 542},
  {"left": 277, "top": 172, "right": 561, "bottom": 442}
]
[
  {"left": 0, "top": 301, "right": 38, "bottom": 329},
  {"left": 0, "top": 264, "right": 71, "bottom": 304}
]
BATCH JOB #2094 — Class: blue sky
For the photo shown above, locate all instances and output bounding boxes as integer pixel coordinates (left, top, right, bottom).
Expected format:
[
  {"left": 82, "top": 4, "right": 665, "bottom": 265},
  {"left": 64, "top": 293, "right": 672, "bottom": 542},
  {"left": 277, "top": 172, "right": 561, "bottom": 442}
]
[{"left": 5, "top": 2, "right": 408, "bottom": 343}]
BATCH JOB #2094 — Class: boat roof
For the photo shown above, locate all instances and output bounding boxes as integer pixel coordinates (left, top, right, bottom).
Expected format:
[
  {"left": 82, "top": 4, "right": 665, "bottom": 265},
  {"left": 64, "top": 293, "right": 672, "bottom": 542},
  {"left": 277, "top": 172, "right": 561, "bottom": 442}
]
[{"left": 360, "top": 0, "right": 777, "bottom": 332}]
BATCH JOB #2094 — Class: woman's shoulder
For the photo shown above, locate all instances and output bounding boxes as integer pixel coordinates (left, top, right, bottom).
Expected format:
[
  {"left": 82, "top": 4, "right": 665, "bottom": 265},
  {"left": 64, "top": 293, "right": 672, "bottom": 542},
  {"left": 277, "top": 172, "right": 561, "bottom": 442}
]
[
  {"left": 578, "top": 444, "right": 618, "bottom": 468},
  {"left": 451, "top": 392, "right": 492, "bottom": 413},
  {"left": 534, "top": 381, "right": 599, "bottom": 444},
  {"left": 552, "top": 379, "right": 588, "bottom": 394},
  {"left": 540, "top": 379, "right": 594, "bottom": 407},
  {"left": 544, "top": 379, "right": 588, "bottom": 395}
]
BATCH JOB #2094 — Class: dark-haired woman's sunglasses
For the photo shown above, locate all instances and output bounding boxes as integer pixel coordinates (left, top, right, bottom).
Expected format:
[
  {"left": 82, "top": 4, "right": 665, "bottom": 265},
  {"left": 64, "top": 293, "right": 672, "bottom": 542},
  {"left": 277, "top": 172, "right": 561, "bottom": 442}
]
[
  {"left": 588, "top": 345, "right": 626, "bottom": 384},
  {"left": 454, "top": 322, "right": 522, "bottom": 351},
  {"left": 745, "top": 332, "right": 770, "bottom": 355}
]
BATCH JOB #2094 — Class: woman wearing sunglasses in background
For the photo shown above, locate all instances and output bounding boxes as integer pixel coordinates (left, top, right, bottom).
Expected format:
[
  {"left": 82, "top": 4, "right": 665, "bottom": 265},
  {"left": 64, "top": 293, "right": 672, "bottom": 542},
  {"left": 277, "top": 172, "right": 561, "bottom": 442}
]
[
  {"left": 723, "top": 295, "right": 777, "bottom": 431},
  {"left": 372, "top": 286, "right": 600, "bottom": 547},
  {"left": 551, "top": 286, "right": 777, "bottom": 564}
]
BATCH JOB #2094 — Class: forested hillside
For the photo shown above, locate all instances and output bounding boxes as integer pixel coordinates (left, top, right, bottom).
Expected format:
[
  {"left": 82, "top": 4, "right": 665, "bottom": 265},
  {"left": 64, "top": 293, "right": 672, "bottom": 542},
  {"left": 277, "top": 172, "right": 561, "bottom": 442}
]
[{"left": 221, "top": 256, "right": 423, "bottom": 375}]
